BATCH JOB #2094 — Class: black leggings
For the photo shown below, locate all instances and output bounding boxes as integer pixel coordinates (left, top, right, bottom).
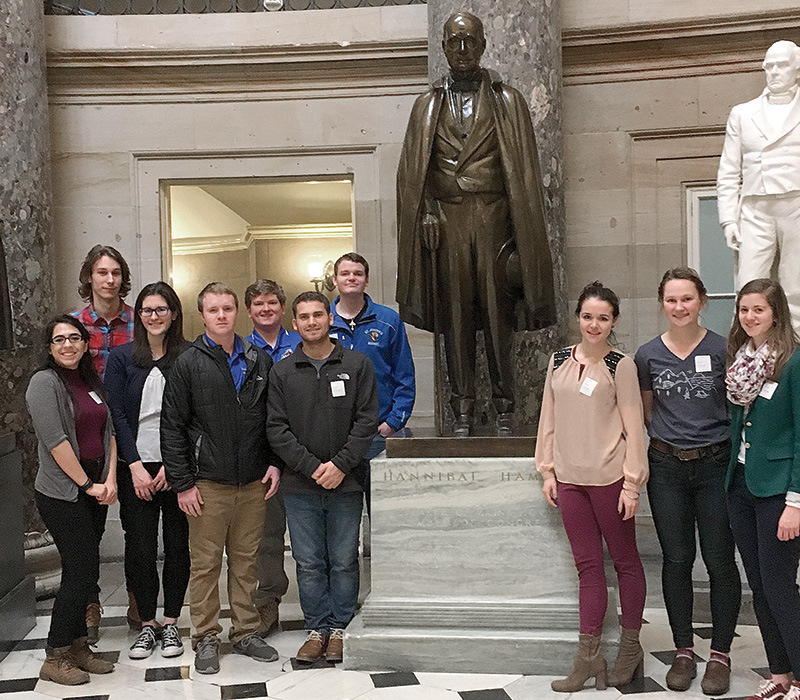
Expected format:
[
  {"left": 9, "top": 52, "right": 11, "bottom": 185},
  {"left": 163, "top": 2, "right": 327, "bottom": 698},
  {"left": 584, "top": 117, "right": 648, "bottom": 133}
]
[
  {"left": 118, "top": 462, "right": 190, "bottom": 621},
  {"left": 35, "top": 490, "right": 107, "bottom": 648}
]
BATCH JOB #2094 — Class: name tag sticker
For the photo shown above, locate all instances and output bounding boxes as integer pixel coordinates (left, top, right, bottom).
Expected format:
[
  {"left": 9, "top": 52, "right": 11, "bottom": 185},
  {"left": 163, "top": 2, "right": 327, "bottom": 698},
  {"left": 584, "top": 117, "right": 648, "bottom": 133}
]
[
  {"left": 760, "top": 380, "right": 778, "bottom": 400},
  {"left": 330, "top": 380, "right": 346, "bottom": 398},
  {"left": 88, "top": 391, "right": 103, "bottom": 405},
  {"left": 579, "top": 377, "right": 598, "bottom": 397},
  {"left": 694, "top": 355, "right": 712, "bottom": 372}
]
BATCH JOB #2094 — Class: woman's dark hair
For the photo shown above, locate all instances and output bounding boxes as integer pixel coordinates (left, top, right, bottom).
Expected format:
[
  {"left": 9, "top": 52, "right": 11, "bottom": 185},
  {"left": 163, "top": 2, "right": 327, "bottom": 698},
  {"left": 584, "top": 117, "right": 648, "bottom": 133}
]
[
  {"left": 574, "top": 280, "right": 620, "bottom": 319},
  {"left": 132, "top": 282, "right": 185, "bottom": 369},
  {"left": 657, "top": 267, "right": 707, "bottom": 303},
  {"left": 726, "top": 278, "right": 799, "bottom": 379},
  {"left": 38, "top": 314, "right": 105, "bottom": 396}
]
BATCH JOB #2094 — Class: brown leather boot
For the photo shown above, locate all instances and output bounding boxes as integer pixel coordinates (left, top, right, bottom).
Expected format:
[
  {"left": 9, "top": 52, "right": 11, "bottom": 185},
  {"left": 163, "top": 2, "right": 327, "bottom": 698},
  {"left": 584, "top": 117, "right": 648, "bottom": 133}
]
[
  {"left": 257, "top": 599, "right": 280, "bottom": 636},
  {"left": 69, "top": 637, "right": 114, "bottom": 674},
  {"left": 606, "top": 627, "right": 644, "bottom": 687},
  {"left": 39, "top": 646, "right": 90, "bottom": 685},
  {"left": 551, "top": 633, "right": 607, "bottom": 692},
  {"left": 127, "top": 590, "right": 142, "bottom": 631},
  {"left": 85, "top": 602, "right": 102, "bottom": 644}
]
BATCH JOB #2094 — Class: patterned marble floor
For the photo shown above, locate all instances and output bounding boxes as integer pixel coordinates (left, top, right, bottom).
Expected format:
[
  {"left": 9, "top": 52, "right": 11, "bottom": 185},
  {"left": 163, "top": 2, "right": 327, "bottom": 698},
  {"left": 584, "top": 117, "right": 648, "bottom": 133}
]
[{"left": 0, "top": 599, "right": 775, "bottom": 700}]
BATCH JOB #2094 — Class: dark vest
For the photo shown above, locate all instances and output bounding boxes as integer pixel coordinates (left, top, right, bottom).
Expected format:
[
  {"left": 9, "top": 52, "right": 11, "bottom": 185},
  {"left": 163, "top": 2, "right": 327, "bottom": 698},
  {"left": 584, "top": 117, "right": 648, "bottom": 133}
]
[{"left": 429, "top": 85, "right": 505, "bottom": 201}]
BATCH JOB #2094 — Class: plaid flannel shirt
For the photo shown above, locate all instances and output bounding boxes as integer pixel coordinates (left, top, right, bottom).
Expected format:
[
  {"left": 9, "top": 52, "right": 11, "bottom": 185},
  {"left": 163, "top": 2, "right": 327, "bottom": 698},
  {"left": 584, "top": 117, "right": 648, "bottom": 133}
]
[{"left": 74, "top": 303, "right": 135, "bottom": 377}]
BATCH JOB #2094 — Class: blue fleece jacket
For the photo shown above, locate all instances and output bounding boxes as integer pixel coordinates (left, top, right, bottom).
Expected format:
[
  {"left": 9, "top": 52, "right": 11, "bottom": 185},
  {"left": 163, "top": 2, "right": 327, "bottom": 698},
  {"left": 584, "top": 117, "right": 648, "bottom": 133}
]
[{"left": 330, "top": 294, "right": 415, "bottom": 430}]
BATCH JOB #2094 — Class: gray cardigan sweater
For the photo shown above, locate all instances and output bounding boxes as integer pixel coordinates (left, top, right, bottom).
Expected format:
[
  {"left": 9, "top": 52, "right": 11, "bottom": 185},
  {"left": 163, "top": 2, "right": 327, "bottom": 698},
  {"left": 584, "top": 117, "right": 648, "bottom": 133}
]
[{"left": 26, "top": 368, "right": 113, "bottom": 502}]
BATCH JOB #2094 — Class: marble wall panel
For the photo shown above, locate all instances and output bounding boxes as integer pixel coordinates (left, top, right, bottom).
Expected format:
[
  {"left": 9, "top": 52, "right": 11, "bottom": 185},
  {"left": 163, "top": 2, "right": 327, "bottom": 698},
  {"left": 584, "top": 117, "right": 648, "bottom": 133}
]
[
  {"left": 368, "top": 455, "right": 578, "bottom": 603},
  {"left": 564, "top": 189, "right": 633, "bottom": 249},
  {"left": 563, "top": 78, "right": 700, "bottom": 135},
  {"left": 563, "top": 132, "right": 632, "bottom": 192},
  {"left": 564, "top": 244, "right": 632, "bottom": 301}
]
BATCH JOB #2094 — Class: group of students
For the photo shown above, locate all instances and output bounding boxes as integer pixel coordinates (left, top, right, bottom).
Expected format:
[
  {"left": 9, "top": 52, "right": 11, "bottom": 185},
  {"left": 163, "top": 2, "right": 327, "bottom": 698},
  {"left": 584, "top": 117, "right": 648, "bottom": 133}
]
[
  {"left": 22, "top": 241, "right": 800, "bottom": 698},
  {"left": 537, "top": 269, "right": 800, "bottom": 699},
  {"left": 25, "top": 245, "right": 414, "bottom": 686}
]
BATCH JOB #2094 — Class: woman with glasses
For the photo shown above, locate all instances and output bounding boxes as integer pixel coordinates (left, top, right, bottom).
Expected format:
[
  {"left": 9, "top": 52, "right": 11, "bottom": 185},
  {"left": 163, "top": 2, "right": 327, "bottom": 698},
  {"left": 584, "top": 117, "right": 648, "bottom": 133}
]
[
  {"left": 26, "top": 315, "right": 117, "bottom": 686},
  {"left": 105, "top": 282, "right": 190, "bottom": 660}
]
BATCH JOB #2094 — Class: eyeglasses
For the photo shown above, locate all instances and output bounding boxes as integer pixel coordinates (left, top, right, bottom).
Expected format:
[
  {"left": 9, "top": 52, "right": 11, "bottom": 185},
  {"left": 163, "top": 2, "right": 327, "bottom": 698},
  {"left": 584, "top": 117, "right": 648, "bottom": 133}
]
[
  {"left": 51, "top": 334, "right": 85, "bottom": 345},
  {"left": 139, "top": 306, "right": 170, "bottom": 318}
]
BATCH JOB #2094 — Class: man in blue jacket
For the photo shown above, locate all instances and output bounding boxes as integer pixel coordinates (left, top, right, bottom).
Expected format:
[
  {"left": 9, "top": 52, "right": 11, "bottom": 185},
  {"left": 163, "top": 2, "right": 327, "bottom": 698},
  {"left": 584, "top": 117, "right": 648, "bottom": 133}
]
[
  {"left": 330, "top": 253, "right": 415, "bottom": 472},
  {"left": 244, "top": 278, "right": 300, "bottom": 636}
]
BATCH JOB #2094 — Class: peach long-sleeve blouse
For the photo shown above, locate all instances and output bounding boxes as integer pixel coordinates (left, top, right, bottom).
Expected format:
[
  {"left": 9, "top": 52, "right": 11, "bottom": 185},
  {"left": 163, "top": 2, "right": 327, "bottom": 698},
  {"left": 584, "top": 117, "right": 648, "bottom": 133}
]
[{"left": 535, "top": 346, "right": 649, "bottom": 495}]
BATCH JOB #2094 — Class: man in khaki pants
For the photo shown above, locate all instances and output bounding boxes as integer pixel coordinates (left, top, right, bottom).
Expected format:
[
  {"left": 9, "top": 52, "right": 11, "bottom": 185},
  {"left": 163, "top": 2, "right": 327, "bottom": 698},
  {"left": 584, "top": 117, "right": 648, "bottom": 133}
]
[{"left": 162, "top": 282, "right": 281, "bottom": 675}]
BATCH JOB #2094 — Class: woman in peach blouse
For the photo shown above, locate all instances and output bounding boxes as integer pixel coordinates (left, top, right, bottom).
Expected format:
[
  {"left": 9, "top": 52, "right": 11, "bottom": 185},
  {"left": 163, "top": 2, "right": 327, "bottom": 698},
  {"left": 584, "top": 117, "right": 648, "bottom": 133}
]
[{"left": 536, "top": 281, "right": 649, "bottom": 693}]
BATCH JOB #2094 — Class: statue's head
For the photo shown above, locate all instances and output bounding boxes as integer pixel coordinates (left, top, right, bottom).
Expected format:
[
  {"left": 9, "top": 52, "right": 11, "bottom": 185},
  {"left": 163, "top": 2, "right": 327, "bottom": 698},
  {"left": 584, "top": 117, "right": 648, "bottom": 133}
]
[
  {"left": 442, "top": 12, "right": 486, "bottom": 78},
  {"left": 763, "top": 40, "right": 800, "bottom": 95}
]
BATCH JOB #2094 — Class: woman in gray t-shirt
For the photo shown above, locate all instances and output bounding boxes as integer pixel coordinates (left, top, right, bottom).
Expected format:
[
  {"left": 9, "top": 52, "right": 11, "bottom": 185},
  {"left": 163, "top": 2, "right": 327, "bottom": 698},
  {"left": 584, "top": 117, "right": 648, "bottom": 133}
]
[{"left": 634, "top": 268, "right": 741, "bottom": 696}]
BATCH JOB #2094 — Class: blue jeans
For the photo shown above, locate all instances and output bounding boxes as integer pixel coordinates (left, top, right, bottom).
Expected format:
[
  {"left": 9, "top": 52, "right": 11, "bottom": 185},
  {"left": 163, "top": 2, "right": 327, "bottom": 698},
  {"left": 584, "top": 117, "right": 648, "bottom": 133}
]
[
  {"left": 284, "top": 490, "right": 363, "bottom": 633},
  {"left": 647, "top": 445, "right": 741, "bottom": 651},
  {"left": 727, "top": 464, "right": 800, "bottom": 676}
]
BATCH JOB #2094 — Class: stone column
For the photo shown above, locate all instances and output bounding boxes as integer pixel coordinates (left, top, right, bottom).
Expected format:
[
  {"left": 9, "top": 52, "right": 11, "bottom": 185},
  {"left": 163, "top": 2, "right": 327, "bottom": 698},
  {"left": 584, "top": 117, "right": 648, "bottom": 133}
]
[
  {"left": 429, "top": 0, "right": 567, "bottom": 429},
  {"left": 0, "top": 0, "right": 57, "bottom": 532}
]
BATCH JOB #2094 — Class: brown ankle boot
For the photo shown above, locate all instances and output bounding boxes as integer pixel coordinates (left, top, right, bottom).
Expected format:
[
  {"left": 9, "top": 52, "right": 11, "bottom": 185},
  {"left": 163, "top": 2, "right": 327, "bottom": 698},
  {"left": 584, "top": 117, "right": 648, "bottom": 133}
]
[
  {"left": 39, "top": 646, "right": 90, "bottom": 685},
  {"left": 69, "top": 637, "right": 114, "bottom": 674},
  {"left": 551, "top": 633, "right": 607, "bottom": 692},
  {"left": 606, "top": 627, "right": 644, "bottom": 687}
]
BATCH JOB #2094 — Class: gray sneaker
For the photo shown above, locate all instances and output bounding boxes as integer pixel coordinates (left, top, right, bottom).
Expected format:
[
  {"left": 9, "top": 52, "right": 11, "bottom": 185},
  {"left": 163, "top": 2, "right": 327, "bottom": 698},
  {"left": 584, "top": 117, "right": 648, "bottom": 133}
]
[
  {"left": 194, "top": 635, "right": 220, "bottom": 674},
  {"left": 232, "top": 633, "right": 278, "bottom": 663}
]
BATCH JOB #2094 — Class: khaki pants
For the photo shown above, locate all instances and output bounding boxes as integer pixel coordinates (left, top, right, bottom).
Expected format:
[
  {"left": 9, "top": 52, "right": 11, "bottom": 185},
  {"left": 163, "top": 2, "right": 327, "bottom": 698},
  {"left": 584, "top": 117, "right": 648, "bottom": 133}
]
[{"left": 188, "top": 479, "right": 266, "bottom": 645}]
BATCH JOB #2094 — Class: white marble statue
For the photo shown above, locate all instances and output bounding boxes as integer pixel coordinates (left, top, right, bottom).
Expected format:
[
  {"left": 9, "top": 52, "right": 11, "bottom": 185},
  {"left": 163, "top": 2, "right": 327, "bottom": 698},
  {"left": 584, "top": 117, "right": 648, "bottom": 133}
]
[{"left": 717, "top": 40, "right": 800, "bottom": 333}]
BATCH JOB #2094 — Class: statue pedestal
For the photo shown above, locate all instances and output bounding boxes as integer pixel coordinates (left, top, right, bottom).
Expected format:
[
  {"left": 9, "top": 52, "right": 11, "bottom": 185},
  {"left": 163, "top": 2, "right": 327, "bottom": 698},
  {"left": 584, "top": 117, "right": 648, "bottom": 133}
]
[{"left": 344, "top": 452, "right": 619, "bottom": 674}]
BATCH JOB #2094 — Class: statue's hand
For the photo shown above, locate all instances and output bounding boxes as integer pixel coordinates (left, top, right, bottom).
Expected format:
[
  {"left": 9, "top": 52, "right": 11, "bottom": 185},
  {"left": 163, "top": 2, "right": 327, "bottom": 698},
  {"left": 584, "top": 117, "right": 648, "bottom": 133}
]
[
  {"left": 723, "top": 222, "right": 741, "bottom": 252},
  {"left": 422, "top": 213, "right": 440, "bottom": 251}
]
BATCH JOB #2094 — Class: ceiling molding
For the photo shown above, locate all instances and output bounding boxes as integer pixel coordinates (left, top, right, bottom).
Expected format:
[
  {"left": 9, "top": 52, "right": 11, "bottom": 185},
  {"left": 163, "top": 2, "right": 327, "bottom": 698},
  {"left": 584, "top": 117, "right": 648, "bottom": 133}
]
[
  {"left": 248, "top": 223, "right": 352, "bottom": 239},
  {"left": 172, "top": 222, "right": 352, "bottom": 255},
  {"left": 46, "top": 38, "right": 428, "bottom": 103},
  {"left": 563, "top": 10, "right": 800, "bottom": 84},
  {"left": 172, "top": 229, "right": 253, "bottom": 256}
]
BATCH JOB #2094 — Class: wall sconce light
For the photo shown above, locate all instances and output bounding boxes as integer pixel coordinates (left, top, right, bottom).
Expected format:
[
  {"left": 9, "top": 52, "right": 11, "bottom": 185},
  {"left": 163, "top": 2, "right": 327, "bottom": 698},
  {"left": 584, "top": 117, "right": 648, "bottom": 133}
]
[
  {"left": 309, "top": 259, "right": 335, "bottom": 293},
  {"left": 262, "top": 0, "right": 283, "bottom": 10}
]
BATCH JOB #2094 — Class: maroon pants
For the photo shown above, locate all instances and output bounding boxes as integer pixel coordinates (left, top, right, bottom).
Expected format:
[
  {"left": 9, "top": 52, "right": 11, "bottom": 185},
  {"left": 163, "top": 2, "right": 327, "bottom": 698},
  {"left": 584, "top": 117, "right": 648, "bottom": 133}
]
[{"left": 558, "top": 479, "right": 646, "bottom": 636}]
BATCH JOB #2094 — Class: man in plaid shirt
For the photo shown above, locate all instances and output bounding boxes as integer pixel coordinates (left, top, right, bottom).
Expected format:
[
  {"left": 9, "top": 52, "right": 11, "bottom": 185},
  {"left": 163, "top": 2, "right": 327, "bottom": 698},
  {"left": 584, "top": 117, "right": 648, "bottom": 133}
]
[
  {"left": 73, "top": 245, "right": 134, "bottom": 379},
  {"left": 72, "top": 244, "right": 136, "bottom": 642}
]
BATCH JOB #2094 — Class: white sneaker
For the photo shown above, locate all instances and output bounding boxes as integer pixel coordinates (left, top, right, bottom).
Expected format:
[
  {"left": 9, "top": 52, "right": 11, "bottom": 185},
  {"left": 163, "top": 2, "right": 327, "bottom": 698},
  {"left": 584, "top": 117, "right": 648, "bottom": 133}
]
[
  {"left": 129, "top": 626, "right": 157, "bottom": 659},
  {"left": 783, "top": 682, "right": 800, "bottom": 700}
]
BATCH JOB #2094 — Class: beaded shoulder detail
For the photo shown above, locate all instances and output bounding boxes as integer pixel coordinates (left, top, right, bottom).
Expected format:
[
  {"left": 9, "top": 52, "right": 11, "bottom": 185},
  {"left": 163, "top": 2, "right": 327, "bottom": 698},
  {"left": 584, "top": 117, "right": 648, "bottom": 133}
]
[
  {"left": 552, "top": 347, "right": 573, "bottom": 372},
  {"left": 603, "top": 350, "right": 625, "bottom": 378}
]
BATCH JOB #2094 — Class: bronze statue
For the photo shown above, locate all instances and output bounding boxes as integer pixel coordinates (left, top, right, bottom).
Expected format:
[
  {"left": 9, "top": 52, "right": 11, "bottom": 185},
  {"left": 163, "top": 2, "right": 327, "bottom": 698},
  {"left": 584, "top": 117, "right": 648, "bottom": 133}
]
[{"left": 396, "top": 11, "right": 556, "bottom": 437}]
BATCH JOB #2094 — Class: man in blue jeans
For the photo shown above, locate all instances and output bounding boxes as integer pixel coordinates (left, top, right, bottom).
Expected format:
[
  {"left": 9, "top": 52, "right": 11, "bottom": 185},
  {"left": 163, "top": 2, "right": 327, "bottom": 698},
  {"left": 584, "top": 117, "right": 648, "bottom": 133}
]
[{"left": 266, "top": 291, "right": 378, "bottom": 664}]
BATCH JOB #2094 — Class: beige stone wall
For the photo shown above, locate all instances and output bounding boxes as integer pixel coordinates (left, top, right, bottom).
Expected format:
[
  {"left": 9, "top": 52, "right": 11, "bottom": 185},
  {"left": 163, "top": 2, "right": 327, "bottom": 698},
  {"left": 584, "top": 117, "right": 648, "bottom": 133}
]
[
  {"left": 560, "top": 4, "right": 800, "bottom": 351},
  {"left": 45, "top": 4, "right": 435, "bottom": 424},
  {"left": 45, "top": 2, "right": 800, "bottom": 425}
]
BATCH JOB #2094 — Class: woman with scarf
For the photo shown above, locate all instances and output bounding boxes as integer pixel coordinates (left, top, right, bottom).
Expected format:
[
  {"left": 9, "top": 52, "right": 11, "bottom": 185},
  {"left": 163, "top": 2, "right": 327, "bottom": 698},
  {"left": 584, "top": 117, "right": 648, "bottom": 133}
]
[{"left": 725, "top": 278, "right": 800, "bottom": 700}]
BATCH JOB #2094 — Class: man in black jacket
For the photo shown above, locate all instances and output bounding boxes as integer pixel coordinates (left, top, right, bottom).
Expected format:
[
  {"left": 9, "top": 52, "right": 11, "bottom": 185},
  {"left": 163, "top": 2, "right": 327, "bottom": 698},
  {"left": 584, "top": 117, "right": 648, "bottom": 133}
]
[
  {"left": 267, "top": 291, "right": 378, "bottom": 664},
  {"left": 161, "top": 282, "right": 281, "bottom": 675}
]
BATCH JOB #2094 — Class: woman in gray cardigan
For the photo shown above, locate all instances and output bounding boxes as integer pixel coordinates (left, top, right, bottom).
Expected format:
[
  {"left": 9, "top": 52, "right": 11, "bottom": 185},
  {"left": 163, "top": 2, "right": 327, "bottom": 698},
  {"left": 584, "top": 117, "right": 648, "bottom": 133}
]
[{"left": 26, "top": 315, "right": 118, "bottom": 686}]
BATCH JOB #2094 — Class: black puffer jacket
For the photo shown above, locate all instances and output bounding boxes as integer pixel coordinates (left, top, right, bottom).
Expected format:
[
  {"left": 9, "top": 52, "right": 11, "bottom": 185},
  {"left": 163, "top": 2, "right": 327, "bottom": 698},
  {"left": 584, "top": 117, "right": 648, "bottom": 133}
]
[{"left": 161, "top": 335, "right": 277, "bottom": 492}]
